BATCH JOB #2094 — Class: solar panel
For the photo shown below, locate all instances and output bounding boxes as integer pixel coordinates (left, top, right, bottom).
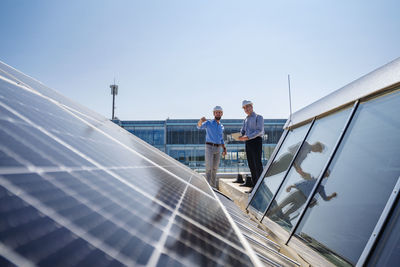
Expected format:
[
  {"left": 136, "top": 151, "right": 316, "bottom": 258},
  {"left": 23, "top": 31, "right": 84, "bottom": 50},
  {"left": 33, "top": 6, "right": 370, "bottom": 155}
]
[{"left": 0, "top": 62, "right": 263, "bottom": 266}]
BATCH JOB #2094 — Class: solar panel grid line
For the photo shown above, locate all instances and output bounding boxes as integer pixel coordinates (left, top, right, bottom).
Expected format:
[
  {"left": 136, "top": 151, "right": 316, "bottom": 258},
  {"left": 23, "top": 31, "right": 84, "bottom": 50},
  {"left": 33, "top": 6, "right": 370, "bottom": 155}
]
[
  {"left": 0, "top": 166, "right": 96, "bottom": 176},
  {"left": 162, "top": 230, "right": 233, "bottom": 266},
  {"left": 0, "top": 241, "right": 34, "bottom": 267},
  {"left": 0, "top": 88, "right": 217, "bottom": 201},
  {"left": 0, "top": 144, "right": 39, "bottom": 172},
  {"left": 63, "top": 171, "right": 171, "bottom": 227},
  {"left": 168, "top": 208, "right": 247, "bottom": 257},
  {"left": 34, "top": 172, "right": 165, "bottom": 245},
  {"left": 0, "top": 62, "right": 102, "bottom": 122},
  {"left": 206, "top": 193, "right": 264, "bottom": 266},
  {"left": 146, "top": 175, "right": 193, "bottom": 267},
  {"left": 54, "top": 173, "right": 170, "bottom": 231},
  {"left": 0, "top": 68, "right": 23, "bottom": 86},
  {"left": 0, "top": 176, "right": 134, "bottom": 266},
  {"left": 166, "top": 216, "right": 255, "bottom": 267},
  {"left": 0, "top": 125, "right": 72, "bottom": 169},
  {"left": 0, "top": 164, "right": 186, "bottom": 177},
  {"left": 177, "top": 190, "right": 264, "bottom": 266},
  {"left": 0, "top": 61, "right": 48, "bottom": 89}
]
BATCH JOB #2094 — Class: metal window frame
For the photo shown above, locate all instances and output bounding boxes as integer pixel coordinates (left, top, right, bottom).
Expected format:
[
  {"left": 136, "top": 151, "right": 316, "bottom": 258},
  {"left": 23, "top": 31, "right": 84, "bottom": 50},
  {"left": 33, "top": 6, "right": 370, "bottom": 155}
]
[
  {"left": 356, "top": 175, "right": 400, "bottom": 266},
  {"left": 260, "top": 119, "right": 316, "bottom": 223},
  {"left": 285, "top": 100, "right": 360, "bottom": 245},
  {"left": 247, "top": 129, "right": 289, "bottom": 209}
]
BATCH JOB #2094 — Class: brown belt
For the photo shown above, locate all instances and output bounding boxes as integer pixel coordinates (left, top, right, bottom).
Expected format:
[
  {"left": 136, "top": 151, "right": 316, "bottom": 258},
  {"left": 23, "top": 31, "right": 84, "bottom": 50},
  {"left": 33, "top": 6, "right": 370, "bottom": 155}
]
[{"left": 206, "top": 142, "right": 222, "bottom": 147}]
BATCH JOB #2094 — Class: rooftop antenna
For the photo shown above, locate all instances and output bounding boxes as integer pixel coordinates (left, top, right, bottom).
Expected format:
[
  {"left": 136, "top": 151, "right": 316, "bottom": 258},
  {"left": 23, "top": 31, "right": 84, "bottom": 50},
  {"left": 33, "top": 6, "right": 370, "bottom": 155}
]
[
  {"left": 110, "top": 78, "right": 118, "bottom": 120},
  {"left": 287, "top": 74, "right": 293, "bottom": 125}
]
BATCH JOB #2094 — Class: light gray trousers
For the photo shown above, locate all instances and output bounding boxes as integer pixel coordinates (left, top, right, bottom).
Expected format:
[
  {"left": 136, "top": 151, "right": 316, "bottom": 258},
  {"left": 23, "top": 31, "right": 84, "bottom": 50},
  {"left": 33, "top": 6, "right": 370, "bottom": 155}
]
[{"left": 205, "top": 144, "right": 221, "bottom": 188}]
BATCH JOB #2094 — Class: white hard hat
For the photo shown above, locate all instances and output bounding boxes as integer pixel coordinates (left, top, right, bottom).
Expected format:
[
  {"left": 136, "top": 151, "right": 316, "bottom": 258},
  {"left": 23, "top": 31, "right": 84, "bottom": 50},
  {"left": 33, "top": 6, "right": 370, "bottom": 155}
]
[
  {"left": 242, "top": 100, "right": 253, "bottom": 107},
  {"left": 213, "top": 106, "right": 223, "bottom": 112}
]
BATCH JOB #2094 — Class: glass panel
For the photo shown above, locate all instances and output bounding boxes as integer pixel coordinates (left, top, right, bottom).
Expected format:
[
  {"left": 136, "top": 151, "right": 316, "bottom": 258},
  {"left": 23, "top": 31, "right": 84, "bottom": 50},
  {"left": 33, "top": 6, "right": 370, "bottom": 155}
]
[
  {"left": 249, "top": 123, "right": 310, "bottom": 217},
  {"left": 367, "top": 187, "right": 400, "bottom": 267},
  {"left": 294, "top": 90, "right": 400, "bottom": 266},
  {"left": 266, "top": 108, "right": 351, "bottom": 230}
]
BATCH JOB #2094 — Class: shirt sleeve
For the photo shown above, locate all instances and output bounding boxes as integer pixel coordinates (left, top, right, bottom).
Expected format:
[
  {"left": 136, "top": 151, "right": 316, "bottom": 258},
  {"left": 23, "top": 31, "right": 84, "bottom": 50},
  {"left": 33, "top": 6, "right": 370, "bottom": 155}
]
[
  {"left": 318, "top": 186, "right": 329, "bottom": 201},
  {"left": 247, "top": 115, "right": 264, "bottom": 139},
  {"left": 197, "top": 120, "right": 209, "bottom": 130}
]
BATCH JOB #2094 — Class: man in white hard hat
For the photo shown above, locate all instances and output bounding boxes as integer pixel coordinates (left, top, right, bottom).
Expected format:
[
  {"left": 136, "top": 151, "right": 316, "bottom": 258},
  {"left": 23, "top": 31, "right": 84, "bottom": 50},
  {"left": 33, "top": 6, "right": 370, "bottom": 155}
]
[
  {"left": 239, "top": 100, "right": 264, "bottom": 193},
  {"left": 197, "top": 106, "right": 227, "bottom": 189}
]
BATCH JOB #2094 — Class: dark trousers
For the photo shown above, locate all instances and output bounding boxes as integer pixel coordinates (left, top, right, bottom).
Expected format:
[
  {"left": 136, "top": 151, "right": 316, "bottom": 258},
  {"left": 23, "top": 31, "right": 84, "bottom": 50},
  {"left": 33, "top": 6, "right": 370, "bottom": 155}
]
[{"left": 245, "top": 136, "right": 263, "bottom": 186}]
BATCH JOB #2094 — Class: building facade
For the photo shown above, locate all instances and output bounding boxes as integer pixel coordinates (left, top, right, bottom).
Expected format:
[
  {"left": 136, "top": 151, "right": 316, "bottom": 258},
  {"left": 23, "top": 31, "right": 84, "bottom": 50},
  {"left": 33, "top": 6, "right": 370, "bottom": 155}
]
[{"left": 112, "top": 119, "right": 286, "bottom": 172}]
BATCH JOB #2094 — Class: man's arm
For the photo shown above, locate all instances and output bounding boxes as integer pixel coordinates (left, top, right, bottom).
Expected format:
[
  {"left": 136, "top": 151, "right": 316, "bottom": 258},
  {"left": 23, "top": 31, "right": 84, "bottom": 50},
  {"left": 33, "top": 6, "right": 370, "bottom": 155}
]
[
  {"left": 286, "top": 184, "right": 296, "bottom": 192},
  {"left": 240, "top": 119, "right": 246, "bottom": 136},
  {"left": 222, "top": 144, "right": 227, "bottom": 157},
  {"left": 197, "top": 117, "right": 207, "bottom": 129},
  {"left": 239, "top": 119, "right": 248, "bottom": 141},
  {"left": 326, "top": 192, "right": 337, "bottom": 201},
  {"left": 221, "top": 125, "right": 227, "bottom": 156},
  {"left": 319, "top": 187, "right": 337, "bottom": 201},
  {"left": 293, "top": 163, "right": 312, "bottom": 180}
]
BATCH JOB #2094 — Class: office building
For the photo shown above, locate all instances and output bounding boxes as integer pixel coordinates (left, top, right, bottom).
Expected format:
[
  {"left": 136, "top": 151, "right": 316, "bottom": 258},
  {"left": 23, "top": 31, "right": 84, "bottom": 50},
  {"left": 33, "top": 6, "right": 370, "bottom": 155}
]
[{"left": 112, "top": 119, "right": 286, "bottom": 172}]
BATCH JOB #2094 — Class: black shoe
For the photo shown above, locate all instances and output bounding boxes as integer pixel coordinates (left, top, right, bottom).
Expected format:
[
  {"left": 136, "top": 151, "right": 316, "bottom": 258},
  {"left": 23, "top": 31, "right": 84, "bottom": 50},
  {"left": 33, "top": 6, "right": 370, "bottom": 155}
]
[
  {"left": 232, "top": 174, "right": 244, "bottom": 183},
  {"left": 239, "top": 175, "right": 253, "bottom": 187},
  {"left": 245, "top": 189, "right": 253, "bottom": 194}
]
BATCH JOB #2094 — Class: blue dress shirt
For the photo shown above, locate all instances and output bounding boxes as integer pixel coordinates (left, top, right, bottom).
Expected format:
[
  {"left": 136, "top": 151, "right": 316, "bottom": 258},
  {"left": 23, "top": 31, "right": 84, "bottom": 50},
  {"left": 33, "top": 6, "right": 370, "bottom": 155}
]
[
  {"left": 197, "top": 119, "right": 225, "bottom": 144},
  {"left": 240, "top": 112, "right": 264, "bottom": 139}
]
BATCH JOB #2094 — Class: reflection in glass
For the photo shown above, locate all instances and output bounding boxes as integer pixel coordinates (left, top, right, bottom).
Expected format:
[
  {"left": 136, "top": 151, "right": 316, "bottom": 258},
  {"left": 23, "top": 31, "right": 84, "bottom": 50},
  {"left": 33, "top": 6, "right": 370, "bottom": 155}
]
[
  {"left": 266, "top": 108, "right": 350, "bottom": 230},
  {"left": 249, "top": 124, "right": 309, "bottom": 217},
  {"left": 294, "top": 90, "right": 400, "bottom": 265},
  {"left": 367, "top": 189, "right": 400, "bottom": 267}
]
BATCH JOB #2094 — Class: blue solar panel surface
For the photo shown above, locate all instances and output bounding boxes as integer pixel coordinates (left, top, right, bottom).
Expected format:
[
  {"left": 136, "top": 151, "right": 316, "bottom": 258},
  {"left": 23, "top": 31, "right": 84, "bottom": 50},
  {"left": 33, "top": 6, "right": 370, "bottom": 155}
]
[{"left": 0, "top": 62, "right": 261, "bottom": 266}]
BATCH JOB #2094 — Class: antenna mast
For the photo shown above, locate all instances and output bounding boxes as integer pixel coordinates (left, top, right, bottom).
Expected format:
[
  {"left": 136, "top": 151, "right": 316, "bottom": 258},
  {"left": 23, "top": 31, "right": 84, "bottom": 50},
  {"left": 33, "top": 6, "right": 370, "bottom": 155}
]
[
  {"left": 287, "top": 74, "right": 293, "bottom": 124},
  {"left": 110, "top": 78, "right": 118, "bottom": 120}
]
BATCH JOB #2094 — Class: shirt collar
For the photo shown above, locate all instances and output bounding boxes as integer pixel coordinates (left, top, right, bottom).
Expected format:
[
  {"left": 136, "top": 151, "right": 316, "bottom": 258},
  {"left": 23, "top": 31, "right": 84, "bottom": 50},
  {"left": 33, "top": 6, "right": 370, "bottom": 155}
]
[{"left": 247, "top": 112, "right": 256, "bottom": 118}]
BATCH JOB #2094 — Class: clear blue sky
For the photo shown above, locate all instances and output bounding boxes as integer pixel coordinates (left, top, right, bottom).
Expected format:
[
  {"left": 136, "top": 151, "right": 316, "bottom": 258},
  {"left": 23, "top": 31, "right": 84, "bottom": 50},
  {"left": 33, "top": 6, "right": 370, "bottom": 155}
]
[{"left": 1, "top": 0, "right": 399, "bottom": 120}]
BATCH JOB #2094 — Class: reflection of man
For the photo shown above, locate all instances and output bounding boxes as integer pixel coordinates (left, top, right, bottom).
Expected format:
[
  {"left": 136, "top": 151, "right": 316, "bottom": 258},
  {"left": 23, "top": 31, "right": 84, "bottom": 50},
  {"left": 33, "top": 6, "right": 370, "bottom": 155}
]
[
  {"left": 267, "top": 171, "right": 337, "bottom": 221},
  {"left": 268, "top": 141, "right": 324, "bottom": 179},
  {"left": 197, "top": 106, "right": 227, "bottom": 189},
  {"left": 293, "top": 141, "right": 324, "bottom": 179},
  {"left": 239, "top": 100, "right": 264, "bottom": 193}
]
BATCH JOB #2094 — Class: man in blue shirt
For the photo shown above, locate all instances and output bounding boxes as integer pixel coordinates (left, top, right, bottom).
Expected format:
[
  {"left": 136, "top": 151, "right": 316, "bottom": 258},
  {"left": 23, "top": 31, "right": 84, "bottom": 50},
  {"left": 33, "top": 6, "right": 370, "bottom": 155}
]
[
  {"left": 197, "top": 106, "right": 227, "bottom": 189},
  {"left": 239, "top": 100, "right": 264, "bottom": 193}
]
